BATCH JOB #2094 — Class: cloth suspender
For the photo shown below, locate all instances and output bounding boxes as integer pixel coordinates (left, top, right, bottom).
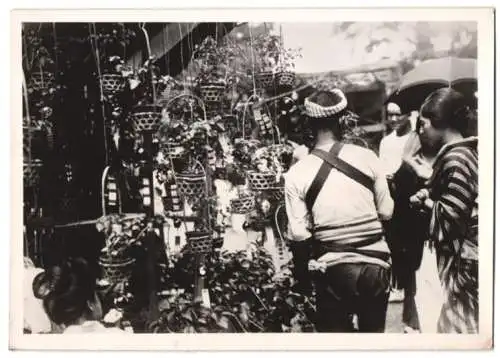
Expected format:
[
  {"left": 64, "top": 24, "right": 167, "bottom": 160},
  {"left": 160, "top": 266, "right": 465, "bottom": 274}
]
[{"left": 305, "top": 142, "right": 375, "bottom": 212}]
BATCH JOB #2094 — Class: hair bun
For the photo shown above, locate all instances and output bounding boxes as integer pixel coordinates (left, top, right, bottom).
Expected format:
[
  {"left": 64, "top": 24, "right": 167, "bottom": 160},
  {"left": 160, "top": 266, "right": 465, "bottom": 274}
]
[{"left": 32, "top": 271, "right": 53, "bottom": 299}]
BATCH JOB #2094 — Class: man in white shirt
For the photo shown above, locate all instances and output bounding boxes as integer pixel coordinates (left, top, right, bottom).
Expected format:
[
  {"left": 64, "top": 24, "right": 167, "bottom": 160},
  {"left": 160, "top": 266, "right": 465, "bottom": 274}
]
[
  {"left": 378, "top": 102, "right": 414, "bottom": 304},
  {"left": 285, "top": 89, "right": 394, "bottom": 332},
  {"left": 379, "top": 102, "right": 414, "bottom": 177}
]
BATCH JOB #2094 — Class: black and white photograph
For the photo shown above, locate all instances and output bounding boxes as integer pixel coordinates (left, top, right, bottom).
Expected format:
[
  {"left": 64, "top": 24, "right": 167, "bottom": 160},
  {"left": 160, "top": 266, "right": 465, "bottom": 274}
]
[{"left": 9, "top": 6, "right": 494, "bottom": 351}]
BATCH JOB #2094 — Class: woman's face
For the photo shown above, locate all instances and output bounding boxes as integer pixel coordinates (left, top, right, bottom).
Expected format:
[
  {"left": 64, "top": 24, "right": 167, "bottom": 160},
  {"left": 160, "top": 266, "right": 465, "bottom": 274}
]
[{"left": 417, "top": 114, "right": 443, "bottom": 153}]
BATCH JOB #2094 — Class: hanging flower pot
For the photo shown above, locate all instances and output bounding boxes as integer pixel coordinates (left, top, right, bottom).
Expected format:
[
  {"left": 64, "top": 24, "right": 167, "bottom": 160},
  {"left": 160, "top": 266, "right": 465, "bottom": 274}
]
[
  {"left": 230, "top": 193, "right": 255, "bottom": 215},
  {"left": 23, "top": 160, "right": 43, "bottom": 188},
  {"left": 199, "top": 82, "right": 226, "bottom": 105},
  {"left": 247, "top": 171, "right": 283, "bottom": 192},
  {"left": 161, "top": 141, "right": 186, "bottom": 160},
  {"left": 175, "top": 161, "right": 207, "bottom": 204},
  {"left": 186, "top": 231, "right": 212, "bottom": 254},
  {"left": 100, "top": 74, "right": 126, "bottom": 96},
  {"left": 130, "top": 104, "right": 163, "bottom": 133},
  {"left": 275, "top": 71, "right": 296, "bottom": 88},
  {"left": 29, "top": 72, "right": 55, "bottom": 92},
  {"left": 98, "top": 254, "right": 136, "bottom": 285},
  {"left": 255, "top": 71, "right": 275, "bottom": 90}
]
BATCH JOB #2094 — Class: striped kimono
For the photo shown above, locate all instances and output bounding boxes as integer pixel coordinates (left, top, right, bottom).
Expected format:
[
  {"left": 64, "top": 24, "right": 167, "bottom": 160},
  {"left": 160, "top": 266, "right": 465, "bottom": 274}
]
[{"left": 428, "top": 137, "right": 478, "bottom": 333}]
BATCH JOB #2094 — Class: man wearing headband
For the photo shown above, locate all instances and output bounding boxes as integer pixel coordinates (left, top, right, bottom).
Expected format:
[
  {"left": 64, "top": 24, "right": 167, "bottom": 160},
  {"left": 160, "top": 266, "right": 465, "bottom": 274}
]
[{"left": 284, "top": 89, "right": 394, "bottom": 332}]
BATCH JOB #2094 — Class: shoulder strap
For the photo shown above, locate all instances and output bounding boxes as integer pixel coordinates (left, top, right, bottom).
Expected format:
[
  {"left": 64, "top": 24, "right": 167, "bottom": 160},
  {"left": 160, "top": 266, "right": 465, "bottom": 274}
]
[
  {"left": 305, "top": 142, "right": 375, "bottom": 212},
  {"left": 305, "top": 142, "right": 343, "bottom": 212},
  {"left": 311, "top": 148, "right": 374, "bottom": 193}
]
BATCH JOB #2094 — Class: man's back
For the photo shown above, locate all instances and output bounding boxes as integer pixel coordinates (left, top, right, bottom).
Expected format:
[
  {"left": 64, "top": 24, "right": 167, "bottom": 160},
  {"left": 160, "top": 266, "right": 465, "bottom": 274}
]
[{"left": 286, "top": 142, "right": 393, "bottom": 232}]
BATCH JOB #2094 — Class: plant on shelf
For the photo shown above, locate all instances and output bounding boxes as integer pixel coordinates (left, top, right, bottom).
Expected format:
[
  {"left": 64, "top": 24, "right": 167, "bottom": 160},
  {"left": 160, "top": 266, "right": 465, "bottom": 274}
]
[
  {"left": 153, "top": 244, "right": 316, "bottom": 332},
  {"left": 148, "top": 292, "right": 238, "bottom": 333}
]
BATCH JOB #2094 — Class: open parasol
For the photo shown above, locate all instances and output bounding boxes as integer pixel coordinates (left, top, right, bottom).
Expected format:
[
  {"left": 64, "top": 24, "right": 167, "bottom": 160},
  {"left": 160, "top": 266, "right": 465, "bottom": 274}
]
[{"left": 387, "top": 57, "right": 477, "bottom": 112}]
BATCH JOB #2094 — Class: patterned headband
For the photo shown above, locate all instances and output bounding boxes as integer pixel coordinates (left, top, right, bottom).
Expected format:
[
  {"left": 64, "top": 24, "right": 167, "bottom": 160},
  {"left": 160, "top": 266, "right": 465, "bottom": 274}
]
[{"left": 304, "top": 89, "right": 348, "bottom": 118}]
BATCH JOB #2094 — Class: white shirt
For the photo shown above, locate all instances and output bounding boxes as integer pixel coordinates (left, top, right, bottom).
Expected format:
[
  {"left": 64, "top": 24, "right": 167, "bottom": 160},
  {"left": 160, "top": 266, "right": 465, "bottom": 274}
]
[
  {"left": 284, "top": 142, "right": 394, "bottom": 242},
  {"left": 378, "top": 131, "right": 412, "bottom": 176}
]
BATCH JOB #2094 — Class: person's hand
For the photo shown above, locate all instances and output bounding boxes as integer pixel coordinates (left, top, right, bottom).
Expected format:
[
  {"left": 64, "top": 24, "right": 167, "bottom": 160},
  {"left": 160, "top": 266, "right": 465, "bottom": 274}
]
[
  {"left": 308, "top": 259, "right": 327, "bottom": 273},
  {"left": 409, "top": 188, "right": 429, "bottom": 208},
  {"left": 405, "top": 156, "right": 433, "bottom": 181}
]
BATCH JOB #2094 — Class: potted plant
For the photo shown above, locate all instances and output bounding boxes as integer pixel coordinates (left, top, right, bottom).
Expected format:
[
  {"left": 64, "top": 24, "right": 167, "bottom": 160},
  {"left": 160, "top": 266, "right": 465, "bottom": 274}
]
[
  {"left": 22, "top": 26, "right": 56, "bottom": 93},
  {"left": 249, "top": 33, "right": 301, "bottom": 91},
  {"left": 129, "top": 56, "right": 172, "bottom": 133},
  {"left": 193, "top": 36, "right": 227, "bottom": 107},
  {"left": 95, "top": 214, "right": 149, "bottom": 286},
  {"left": 99, "top": 55, "right": 134, "bottom": 97}
]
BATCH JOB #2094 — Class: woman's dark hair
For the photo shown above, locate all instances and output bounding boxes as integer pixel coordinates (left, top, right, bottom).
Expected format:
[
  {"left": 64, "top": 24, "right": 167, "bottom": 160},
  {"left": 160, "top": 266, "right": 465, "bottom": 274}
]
[
  {"left": 32, "top": 257, "right": 96, "bottom": 326},
  {"left": 420, "top": 88, "right": 473, "bottom": 136},
  {"left": 305, "top": 90, "right": 346, "bottom": 139}
]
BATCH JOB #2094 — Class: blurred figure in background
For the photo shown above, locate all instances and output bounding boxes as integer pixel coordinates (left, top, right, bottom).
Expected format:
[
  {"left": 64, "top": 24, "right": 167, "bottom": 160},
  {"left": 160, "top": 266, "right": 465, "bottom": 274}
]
[
  {"left": 379, "top": 102, "right": 414, "bottom": 304},
  {"left": 379, "top": 102, "right": 414, "bottom": 177}
]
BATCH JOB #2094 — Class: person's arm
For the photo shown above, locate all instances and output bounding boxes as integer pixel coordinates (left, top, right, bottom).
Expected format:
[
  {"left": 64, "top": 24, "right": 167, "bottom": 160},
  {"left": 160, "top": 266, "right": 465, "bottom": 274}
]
[
  {"left": 429, "top": 158, "right": 477, "bottom": 247},
  {"left": 371, "top": 152, "right": 395, "bottom": 221},
  {"left": 284, "top": 170, "right": 313, "bottom": 295}
]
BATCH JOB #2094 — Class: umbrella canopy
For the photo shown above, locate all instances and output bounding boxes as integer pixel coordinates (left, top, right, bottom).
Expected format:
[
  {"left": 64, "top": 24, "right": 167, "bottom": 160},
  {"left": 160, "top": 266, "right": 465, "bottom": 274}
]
[{"left": 387, "top": 57, "right": 477, "bottom": 112}]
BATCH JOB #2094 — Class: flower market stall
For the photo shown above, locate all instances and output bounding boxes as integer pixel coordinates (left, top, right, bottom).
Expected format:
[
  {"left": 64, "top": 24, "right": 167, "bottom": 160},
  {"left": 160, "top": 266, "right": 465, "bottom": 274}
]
[{"left": 22, "top": 22, "right": 327, "bottom": 333}]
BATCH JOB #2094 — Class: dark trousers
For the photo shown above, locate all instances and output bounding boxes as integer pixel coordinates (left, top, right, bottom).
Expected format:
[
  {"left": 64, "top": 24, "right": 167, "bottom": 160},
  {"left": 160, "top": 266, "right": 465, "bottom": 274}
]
[
  {"left": 314, "top": 263, "right": 390, "bottom": 332},
  {"left": 402, "top": 270, "right": 420, "bottom": 330}
]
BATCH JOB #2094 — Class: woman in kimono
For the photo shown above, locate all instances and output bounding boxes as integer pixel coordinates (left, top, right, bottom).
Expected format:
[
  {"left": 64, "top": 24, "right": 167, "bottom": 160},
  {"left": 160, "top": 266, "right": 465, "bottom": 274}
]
[{"left": 409, "top": 88, "right": 478, "bottom": 333}]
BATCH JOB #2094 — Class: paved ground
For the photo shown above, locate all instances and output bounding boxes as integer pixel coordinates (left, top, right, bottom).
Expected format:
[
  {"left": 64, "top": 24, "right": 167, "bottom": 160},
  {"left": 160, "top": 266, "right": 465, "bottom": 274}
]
[{"left": 386, "top": 302, "right": 404, "bottom": 333}]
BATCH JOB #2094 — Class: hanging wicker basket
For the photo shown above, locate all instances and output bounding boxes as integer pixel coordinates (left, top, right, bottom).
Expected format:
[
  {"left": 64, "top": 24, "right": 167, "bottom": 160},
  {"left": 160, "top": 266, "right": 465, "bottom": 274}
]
[
  {"left": 130, "top": 105, "right": 163, "bottom": 133},
  {"left": 186, "top": 231, "right": 212, "bottom": 254},
  {"left": 230, "top": 193, "right": 255, "bottom": 214},
  {"left": 175, "top": 161, "right": 207, "bottom": 203},
  {"left": 29, "top": 72, "right": 55, "bottom": 92},
  {"left": 275, "top": 71, "right": 296, "bottom": 88},
  {"left": 247, "top": 171, "right": 283, "bottom": 192},
  {"left": 255, "top": 71, "right": 275, "bottom": 90},
  {"left": 100, "top": 74, "right": 125, "bottom": 95},
  {"left": 161, "top": 141, "right": 186, "bottom": 160},
  {"left": 23, "top": 160, "right": 43, "bottom": 188},
  {"left": 199, "top": 82, "right": 226, "bottom": 104},
  {"left": 98, "top": 255, "right": 136, "bottom": 285}
]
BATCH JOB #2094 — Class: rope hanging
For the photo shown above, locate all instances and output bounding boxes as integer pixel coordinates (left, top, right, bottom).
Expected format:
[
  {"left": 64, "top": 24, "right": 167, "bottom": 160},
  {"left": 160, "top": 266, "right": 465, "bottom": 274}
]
[
  {"left": 89, "top": 23, "right": 109, "bottom": 166},
  {"left": 178, "top": 24, "right": 186, "bottom": 92},
  {"left": 140, "top": 23, "right": 157, "bottom": 105},
  {"left": 248, "top": 23, "right": 258, "bottom": 97},
  {"left": 22, "top": 71, "right": 32, "bottom": 165}
]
